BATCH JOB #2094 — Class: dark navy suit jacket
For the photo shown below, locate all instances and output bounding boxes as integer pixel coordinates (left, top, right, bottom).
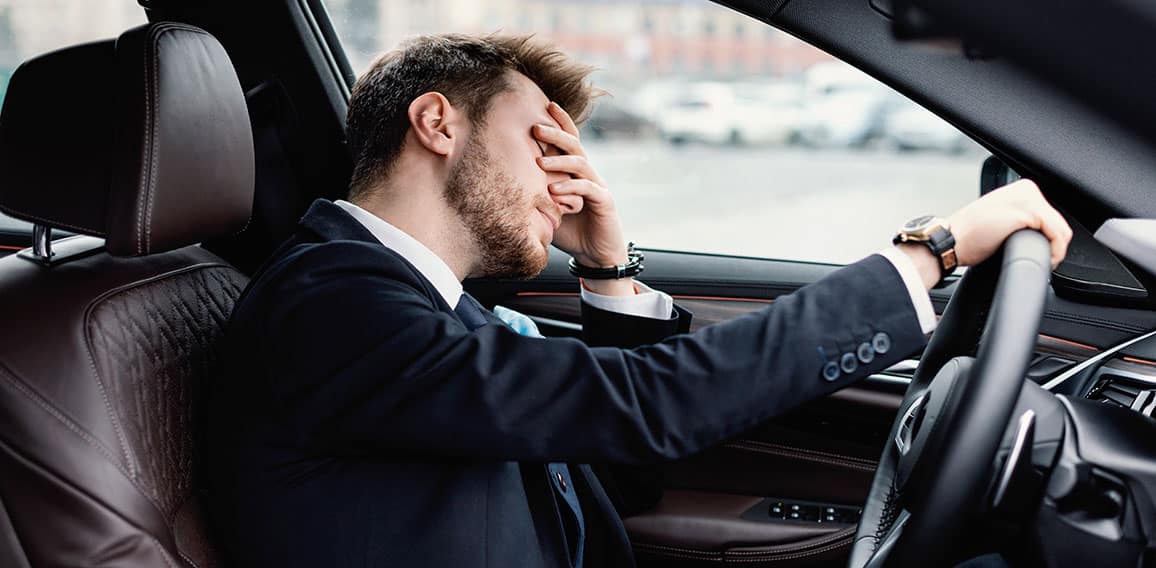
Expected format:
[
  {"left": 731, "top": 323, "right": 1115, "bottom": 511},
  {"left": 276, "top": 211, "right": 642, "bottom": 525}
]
[{"left": 206, "top": 199, "right": 926, "bottom": 567}]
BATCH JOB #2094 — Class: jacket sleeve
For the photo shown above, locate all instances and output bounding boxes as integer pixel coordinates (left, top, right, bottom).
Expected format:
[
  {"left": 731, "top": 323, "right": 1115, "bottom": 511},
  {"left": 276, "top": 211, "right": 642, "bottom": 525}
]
[
  {"left": 578, "top": 289, "right": 692, "bottom": 513},
  {"left": 253, "top": 243, "right": 926, "bottom": 464},
  {"left": 581, "top": 298, "right": 692, "bottom": 348}
]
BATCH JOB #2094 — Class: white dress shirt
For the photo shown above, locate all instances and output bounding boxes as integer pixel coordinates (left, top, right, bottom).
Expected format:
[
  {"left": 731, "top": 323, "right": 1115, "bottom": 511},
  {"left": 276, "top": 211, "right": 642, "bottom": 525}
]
[
  {"left": 878, "top": 247, "right": 938, "bottom": 334},
  {"left": 334, "top": 200, "right": 936, "bottom": 332}
]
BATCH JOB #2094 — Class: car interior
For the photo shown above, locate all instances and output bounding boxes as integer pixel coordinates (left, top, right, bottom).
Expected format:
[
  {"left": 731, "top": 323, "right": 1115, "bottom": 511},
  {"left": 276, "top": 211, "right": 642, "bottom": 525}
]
[{"left": 0, "top": 0, "right": 1153, "bottom": 567}]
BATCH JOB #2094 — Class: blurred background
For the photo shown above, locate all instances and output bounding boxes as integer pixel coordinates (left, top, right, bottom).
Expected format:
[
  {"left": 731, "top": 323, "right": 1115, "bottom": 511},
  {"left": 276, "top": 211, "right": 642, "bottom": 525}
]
[{"left": 0, "top": 0, "right": 985, "bottom": 264}]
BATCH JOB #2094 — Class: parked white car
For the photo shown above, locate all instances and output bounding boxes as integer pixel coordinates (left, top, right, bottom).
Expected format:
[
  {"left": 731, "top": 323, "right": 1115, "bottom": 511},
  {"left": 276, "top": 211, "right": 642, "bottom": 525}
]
[
  {"left": 794, "top": 62, "right": 892, "bottom": 148},
  {"left": 657, "top": 82, "right": 801, "bottom": 146}
]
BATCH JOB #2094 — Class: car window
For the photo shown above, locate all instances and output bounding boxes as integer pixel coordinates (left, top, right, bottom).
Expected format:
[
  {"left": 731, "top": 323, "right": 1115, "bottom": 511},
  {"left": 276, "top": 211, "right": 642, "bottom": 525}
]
[
  {"left": 0, "top": 1, "right": 146, "bottom": 238},
  {"left": 324, "top": 0, "right": 984, "bottom": 265}
]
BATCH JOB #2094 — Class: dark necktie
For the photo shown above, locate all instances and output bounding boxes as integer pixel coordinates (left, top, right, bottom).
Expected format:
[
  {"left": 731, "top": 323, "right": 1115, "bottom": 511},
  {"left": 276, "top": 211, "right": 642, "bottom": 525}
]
[
  {"left": 452, "top": 292, "right": 490, "bottom": 330},
  {"left": 452, "top": 293, "right": 585, "bottom": 568}
]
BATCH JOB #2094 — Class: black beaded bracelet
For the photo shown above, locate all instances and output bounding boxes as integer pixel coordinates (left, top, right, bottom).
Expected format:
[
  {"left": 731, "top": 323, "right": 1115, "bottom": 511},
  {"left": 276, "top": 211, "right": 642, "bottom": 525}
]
[{"left": 568, "top": 242, "right": 645, "bottom": 280}]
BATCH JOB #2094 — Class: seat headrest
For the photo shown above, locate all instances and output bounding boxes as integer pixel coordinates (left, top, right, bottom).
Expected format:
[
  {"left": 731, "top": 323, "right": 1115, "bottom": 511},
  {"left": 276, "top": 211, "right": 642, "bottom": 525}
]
[{"left": 0, "top": 22, "right": 254, "bottom": 257}]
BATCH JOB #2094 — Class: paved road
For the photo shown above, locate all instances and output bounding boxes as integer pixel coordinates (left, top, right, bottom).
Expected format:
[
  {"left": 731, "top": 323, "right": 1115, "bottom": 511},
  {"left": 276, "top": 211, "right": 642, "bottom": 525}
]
[{"left": 583, "top": 139, "right": 985, "bottom": 264}]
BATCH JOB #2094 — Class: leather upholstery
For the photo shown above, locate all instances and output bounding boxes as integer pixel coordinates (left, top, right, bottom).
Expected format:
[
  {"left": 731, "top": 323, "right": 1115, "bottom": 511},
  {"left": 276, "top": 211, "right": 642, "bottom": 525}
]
[
  {"left": 0, "top": 22, "right": 253, "bottom": 568},
  {"left": 0, "top": 242, "right": 246, "bottom": 567},
  {"left": 0, "top": 23, "right": 253, "bottom": 257}
]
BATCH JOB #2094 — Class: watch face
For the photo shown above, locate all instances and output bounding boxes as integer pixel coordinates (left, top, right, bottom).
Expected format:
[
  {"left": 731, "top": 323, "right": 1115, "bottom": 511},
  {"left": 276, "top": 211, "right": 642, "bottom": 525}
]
[{"left": 903, "top": 215, "right": 937, "bottom": 232}]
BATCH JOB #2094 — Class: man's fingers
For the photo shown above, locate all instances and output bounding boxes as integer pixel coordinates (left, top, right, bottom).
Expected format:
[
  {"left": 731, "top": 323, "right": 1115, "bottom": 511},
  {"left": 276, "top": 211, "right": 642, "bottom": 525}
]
[
  {"left": 537, "top": 155, "right": 603, "bottom": 185},
  {"left": 1005, "top": 178, "right": 1040, "bottom": 197},
  {"left": 1019, "top": 198, "right": 1070, "bottom": 270},
  {"left": 533, "top": 124, "right": 585, "bottom": 158},
  {"left": 550, "top": 179, "right": 616, "bottom": 214},
  {"left": 1016, "top": 180, "right": 1070, "bottom": 269},
  {"left": 548, "top": 101, "right": 581, "bottom": 138},
  {"left": 549, "top": 178, "right": 604, "bottom": 199},
  {"left": 552, "top": 193, "right": 584, "bottom": 214},
  {"left": 1039, "top": 208, "right": 1072, "bottom": 269},
  {"left": 954, "top": 178, "right": 1072, "bottom": 269},
  {"left": 999, "top": 179, "right": 1071, "bottom": 268}
]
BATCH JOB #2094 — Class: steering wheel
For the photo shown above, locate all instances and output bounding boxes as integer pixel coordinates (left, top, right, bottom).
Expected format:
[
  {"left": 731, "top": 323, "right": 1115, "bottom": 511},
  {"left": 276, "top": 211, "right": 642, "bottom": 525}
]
[{"left": 847, "top": 230, "right": 1053, "bottom": 568}]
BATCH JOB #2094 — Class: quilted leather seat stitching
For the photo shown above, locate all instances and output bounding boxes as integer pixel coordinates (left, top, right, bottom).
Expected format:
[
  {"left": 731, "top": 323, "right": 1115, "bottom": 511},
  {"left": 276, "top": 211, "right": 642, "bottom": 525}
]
[{"left": 85, "top": 264, "right": 244, "bottom": 520}]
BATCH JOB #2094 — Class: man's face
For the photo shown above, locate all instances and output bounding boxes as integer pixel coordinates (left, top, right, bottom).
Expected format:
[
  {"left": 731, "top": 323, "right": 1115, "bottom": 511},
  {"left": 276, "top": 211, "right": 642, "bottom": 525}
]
[{"left": 444, "top": 72, "right": 569, "bottom": 279}]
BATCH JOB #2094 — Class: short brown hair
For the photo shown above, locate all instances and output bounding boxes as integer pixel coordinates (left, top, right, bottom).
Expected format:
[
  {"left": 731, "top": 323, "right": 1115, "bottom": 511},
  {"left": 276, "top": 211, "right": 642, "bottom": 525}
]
[{"left": 346, "top": 33, "right": 600, "bottom": 200}]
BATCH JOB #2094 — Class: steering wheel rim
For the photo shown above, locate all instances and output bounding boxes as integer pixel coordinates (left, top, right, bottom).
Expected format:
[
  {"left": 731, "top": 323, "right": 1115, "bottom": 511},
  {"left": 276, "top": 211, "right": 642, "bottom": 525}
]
[{"left": 848, "top": 230, "right": 1053, "bottom": 568}]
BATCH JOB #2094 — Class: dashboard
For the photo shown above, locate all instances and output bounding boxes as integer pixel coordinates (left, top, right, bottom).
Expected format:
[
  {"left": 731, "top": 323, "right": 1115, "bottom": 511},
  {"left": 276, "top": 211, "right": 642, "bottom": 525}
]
[{"left": 1016, "top": 330, "right": 1156, "bottom": 566}]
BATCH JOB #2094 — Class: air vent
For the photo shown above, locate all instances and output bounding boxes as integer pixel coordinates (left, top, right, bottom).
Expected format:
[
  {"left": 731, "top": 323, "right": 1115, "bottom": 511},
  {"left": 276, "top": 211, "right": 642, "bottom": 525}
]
[{"left": 1086, "top": 374, "right": 1156, "bottom": 416}]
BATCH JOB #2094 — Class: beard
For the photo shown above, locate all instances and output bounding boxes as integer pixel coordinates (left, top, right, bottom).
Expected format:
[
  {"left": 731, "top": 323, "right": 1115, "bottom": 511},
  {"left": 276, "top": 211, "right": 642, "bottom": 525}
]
[{"left": 444, "top": 136, "right": 553, "bottom": 279}]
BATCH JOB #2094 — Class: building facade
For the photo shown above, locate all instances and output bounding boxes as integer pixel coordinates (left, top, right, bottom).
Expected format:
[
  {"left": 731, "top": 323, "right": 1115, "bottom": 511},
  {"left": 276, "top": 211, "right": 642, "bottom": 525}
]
[{"left": 326, "top": 0, "right": 833, "bottom": 80}]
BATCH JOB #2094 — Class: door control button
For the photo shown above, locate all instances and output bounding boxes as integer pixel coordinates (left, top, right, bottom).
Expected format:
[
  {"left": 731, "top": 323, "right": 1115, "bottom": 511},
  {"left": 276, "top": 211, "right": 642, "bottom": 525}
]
[{"left": 760, "top": 499, "right": 862, "bottom": 524}]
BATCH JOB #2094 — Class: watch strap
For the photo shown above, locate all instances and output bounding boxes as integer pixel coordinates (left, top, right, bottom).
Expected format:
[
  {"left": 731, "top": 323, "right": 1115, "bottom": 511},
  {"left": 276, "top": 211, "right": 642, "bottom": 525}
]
[
  {"left": 893, "top": 219, "right": 958, "bottom": 286},
  {"left": 927, "top": 226, "right": 958, "bottom": 273}
]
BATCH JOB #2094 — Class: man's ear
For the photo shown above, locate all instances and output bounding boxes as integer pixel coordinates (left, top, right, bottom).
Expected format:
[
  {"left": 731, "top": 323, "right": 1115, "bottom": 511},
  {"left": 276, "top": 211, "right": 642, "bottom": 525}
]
[{"left": 407, "top": 92, "right": 465, "bottom": 157}]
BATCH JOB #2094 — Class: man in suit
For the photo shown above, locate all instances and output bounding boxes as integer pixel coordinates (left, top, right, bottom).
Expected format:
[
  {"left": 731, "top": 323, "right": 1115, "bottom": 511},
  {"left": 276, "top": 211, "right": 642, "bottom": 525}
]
[{"left": 206, "top": 34, "right": 1071, "bottom": 567}]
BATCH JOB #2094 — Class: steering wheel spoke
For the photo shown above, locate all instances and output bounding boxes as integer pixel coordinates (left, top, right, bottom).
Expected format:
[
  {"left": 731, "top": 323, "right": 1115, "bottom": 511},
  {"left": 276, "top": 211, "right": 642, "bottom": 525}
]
[{"left": 893, "top": 391, "right": 928, "bottom": 457}]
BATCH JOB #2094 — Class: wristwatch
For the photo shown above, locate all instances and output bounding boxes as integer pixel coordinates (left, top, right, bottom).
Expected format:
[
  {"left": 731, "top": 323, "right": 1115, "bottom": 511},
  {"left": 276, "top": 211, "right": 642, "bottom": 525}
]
[{"left": 893, "top": 215, "right": 958, "bottom": 284}]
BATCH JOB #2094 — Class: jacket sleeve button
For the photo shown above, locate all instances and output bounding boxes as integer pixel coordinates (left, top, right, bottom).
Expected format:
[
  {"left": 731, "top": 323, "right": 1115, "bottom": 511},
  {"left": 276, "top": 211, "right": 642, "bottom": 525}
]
[
  {"left": 822, "top": 360, "right": 841, "bottom": 381},
  {"left": 872, "top": 332, "right": 892, "bottom": 355},
  {"left": 840, "top": 352, "right": 858, "bottom": 374},
  {"left": 857, "top": 342, "right": 876, "bottom": 364}
]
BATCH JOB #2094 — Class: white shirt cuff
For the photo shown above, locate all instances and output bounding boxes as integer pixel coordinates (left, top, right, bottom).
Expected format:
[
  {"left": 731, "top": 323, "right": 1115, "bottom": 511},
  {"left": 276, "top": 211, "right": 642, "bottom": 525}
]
[
  {"left": 877, "top": 247, "right": 938, "bottom": 334},
  {"left": 580, "top": 279, "right": 674, "bottom": 320}
]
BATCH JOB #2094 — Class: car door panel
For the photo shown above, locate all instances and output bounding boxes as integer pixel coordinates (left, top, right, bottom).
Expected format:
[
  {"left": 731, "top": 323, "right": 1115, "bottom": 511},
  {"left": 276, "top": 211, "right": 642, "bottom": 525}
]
[
  {"left": 623, "top": 381, "right": 900, "bottom": 567},
  {"left": 625, "top": 490, "right": 856, "bottom": 568}
]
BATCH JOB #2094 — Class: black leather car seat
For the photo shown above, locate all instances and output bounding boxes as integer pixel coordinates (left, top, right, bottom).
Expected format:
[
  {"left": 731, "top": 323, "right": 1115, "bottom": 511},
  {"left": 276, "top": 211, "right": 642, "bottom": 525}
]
[{"left": 0, "top": 22, "right": 253, "bottom": 567}]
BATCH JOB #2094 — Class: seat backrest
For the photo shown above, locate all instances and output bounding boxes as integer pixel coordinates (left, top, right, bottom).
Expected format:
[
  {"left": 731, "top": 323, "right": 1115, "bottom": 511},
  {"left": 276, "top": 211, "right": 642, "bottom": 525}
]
[{"left": 0, "top": 22, "right": 254, "bottom": 568}]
